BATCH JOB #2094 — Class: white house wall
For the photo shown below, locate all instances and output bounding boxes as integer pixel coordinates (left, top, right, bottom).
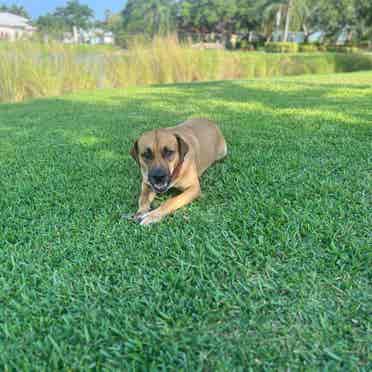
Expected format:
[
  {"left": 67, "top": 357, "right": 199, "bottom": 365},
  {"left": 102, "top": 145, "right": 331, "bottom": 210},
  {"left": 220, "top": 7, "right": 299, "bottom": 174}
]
[{"left": 0, "top": 26, "right": 34, "bottom": 41}]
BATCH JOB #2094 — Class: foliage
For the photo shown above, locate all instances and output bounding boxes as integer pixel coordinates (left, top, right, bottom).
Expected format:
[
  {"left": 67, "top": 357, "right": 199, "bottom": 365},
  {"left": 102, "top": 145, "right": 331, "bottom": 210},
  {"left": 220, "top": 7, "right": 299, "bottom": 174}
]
[
  {"left": 298, "top": 43, "right": 319, "bottom": 52},
  {"left": 353, "top": 0, "right": 372, "bottom": 40},
  {"left": 36, "top": 14, "right": 69, "bottom": 38},
  {"left": 0, "top": 71, "right": 371, "bottom": 369},
  {"left": 119, "top": 0, "right": 372, "bottom": 44},
  {"left": 36, "top": 0, "right": 94, "bottom": 37},
  {"left": 28, "top": 0, "right": 372, "bottom": 46},
  {"left": 103, "top": 12, "right": 123, "bottom": 33},
  {"left": 312, "top": 0, "right": 372, "bottom": 41},
  {"left": 122, "top": 0, "right": 177, "bottom": 37},
  {"left": 54, "top": 0, "right": 94, "bottom": 30},
  {"left": 265, "top": 41, "right": 299, "bottom": 53},
  {"left": 291, "top": 0, "right": 321, "bottom": 41},
  {"left": 0, "top": 3, "right": 29, "bottom": 18},
  {"left": 235, "top": 0, "right": 276, "bottom": 35},
  {"left": 0, "top": 0, "right": 366, "bottom": 48},
  {"left": 238, "top": 40, "right": 256, "bottom": 50},
  {"left": 325, "top": 45, "right": 360, "bottom": 53},
  {"left": 176, "top": 0, "right": 238, "bottom": 33}
]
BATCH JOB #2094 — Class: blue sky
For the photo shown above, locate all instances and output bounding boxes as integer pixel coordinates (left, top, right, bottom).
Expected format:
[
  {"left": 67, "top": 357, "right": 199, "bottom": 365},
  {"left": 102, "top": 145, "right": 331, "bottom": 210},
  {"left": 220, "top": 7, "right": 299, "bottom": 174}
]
[{"left": 1, "top": 0, "right": 125, "bottom": 20}]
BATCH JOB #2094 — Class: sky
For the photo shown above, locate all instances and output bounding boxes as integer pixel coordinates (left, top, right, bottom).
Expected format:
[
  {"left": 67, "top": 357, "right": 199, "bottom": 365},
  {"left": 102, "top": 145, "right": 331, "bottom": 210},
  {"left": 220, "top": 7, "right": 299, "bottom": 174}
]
[{"left": 1, "top": 0, "right": 125, "bottom": 20}]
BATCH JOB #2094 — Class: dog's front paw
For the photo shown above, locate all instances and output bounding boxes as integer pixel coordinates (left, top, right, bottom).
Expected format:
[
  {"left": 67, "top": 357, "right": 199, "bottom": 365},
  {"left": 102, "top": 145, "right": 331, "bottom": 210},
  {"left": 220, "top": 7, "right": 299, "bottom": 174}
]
[
  {"left": 138, "top": 210, "right": 163, "bottom": 226},
  {"left": 133, "top": 211, "right": 148, "bottom": 222}
]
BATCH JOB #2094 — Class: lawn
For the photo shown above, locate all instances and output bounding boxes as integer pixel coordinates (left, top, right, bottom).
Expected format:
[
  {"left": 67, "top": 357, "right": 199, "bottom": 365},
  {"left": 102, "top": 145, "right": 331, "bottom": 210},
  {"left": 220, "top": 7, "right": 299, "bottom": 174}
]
[{"left": 0, "top": 71, "right": 371, "bottom": 369}]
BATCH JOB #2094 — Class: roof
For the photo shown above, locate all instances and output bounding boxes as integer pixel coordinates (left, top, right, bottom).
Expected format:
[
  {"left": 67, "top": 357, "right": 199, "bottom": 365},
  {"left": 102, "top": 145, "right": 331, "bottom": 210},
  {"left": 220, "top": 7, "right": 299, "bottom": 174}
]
[{"left": 0, "top": 12, "right": 31, "bottom": 28}]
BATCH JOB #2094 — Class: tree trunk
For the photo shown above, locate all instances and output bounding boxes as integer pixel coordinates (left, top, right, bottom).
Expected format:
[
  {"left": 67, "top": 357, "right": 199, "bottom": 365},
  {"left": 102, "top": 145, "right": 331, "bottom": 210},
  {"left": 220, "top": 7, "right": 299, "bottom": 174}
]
[
  {"left": 283, "top": 0, "right": 293, "bottom": 42},
  {"left": 346, "top": 29, "right": 353, "bottom": 43},
  {"left": 303, "top": 23, "right": 309, "bottom": 43},
  {"left": 276, "top": 5, "right": 282, "bottom": 32},
  {"left": 73, "top": 26, "right": 78, "bottom": 44}
]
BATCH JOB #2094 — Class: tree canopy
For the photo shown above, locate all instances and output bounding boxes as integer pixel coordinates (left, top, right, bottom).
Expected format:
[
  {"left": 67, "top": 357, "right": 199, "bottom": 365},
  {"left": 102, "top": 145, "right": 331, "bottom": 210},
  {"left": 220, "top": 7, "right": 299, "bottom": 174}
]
[
  {"left": 54, "top": 0, "right": 94, "bottom": 30},
  {"left": 122, "top": 0, "right": 177, "bottom": 36},
  {"left": 0, "top": 3, "right": 30, "bottom": 18},
  {"left": 36, "top": 0, "right": 94, "bottom": 36},
  {"left": 27, "top": 0, "right": 372, "bottom": 44},
  {"left": 118, "top": 0, "right": 372, "bottom": 42}
]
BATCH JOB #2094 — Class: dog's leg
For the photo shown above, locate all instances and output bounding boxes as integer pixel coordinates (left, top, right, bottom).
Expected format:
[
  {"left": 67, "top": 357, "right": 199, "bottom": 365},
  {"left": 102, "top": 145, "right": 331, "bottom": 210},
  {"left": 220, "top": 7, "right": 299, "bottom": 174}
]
[
  {"left": 133, "top": 182, "right": 156, "bottom": 221},
  {"left": 139, "top": 183, "right": 201, "bottom": 226}
]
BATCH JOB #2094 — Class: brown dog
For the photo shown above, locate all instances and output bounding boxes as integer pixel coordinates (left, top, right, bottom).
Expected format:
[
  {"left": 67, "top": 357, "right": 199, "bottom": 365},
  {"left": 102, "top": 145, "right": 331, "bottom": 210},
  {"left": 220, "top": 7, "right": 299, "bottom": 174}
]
[{"left": 130, "top": 118, "right": 227, "bottom": 225}]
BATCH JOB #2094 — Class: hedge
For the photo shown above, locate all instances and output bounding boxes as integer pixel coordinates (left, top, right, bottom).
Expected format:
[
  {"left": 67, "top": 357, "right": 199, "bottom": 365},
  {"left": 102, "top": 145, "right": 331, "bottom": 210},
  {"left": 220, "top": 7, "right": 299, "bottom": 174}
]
[{"left": 265, "top": 42, "right": 299, "bottom": 53}]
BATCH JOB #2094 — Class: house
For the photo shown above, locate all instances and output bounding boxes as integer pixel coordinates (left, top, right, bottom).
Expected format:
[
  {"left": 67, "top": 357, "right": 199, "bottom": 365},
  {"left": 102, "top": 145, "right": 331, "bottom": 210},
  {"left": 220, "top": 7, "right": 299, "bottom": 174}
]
[
  {"left": 63, "top": 28, "right": 115, "bottom": 45},
  {"left": 102, "top": 31, "right": 114, "bottom": 45},
  {"left": 272, "top": 31, "right": 305, "bottom": 43},
  {"left": 0, "top": 12, "right": 36, "bottom": 41},
  {"left": 62, "top": 31, "right": 75, "bottom": 44},
  {"left": 271, "top": 29, "right": 352, "bottom": 45},
  {"left": 86, "top": 29, "right": 115, "bottom": 45}
]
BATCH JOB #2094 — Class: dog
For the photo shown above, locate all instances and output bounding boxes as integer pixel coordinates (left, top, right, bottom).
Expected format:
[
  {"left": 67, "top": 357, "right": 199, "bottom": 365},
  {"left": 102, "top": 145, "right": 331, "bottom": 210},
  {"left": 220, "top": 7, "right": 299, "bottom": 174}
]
[{"left": 130, "top": 118, "right": 227, "bottom": 225}]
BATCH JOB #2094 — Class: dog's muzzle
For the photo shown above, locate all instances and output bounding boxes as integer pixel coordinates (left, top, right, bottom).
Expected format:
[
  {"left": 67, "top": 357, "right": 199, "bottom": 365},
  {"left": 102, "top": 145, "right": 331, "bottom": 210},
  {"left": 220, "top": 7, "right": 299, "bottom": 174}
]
[{"left": 148, "top": 167, "right": 170, "bottom": 193}]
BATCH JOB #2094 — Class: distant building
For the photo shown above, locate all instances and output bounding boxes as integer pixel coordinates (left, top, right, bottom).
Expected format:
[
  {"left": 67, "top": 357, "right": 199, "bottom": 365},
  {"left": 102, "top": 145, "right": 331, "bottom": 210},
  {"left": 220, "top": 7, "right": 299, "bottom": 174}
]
[
  {"left": 102, "top": 31, "right": 114, "bottom": 45},
  {"left": 0, "top": 12, "right": 36, "bottom": 41},
  {"left": 272, "top": 29, "right": 349, "bottom": 45},
  {"left": 63, "top": 28, "right": 115, "bottom": 45},
  {"left": 272, "top": 31, "right": 305, "bottom": 43}
]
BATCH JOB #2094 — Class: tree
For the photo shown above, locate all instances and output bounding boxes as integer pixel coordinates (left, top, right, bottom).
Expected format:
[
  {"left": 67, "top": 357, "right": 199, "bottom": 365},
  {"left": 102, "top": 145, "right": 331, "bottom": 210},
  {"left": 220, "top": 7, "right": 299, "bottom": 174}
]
[
  {"left": 353, "top": 0, "right": 372, "bottom": 40},
  {"left": 283, "top": 0, "right": 293, "bottom": 41},
  {"left": 36, "top": 13, "right": 69, "bottom": 38},
  {"left": 234, "top": 0, "right": 264, "bottom": 35},
  {"left": 176, "top": 0, "right": 237, "bottom": 35},
  {"left": 260, "top": 1, "right": 287, "bottom": 41},
  {"left": 122, "top": 0, "right": 176, "bottom": 37},
  {"left": 36, "top": 0, "right": 94, "bottom": 41},
  {"left": 54, "top": 0, "right": 94, "bottom": 30},
  {"left": 313, "top": 0, "right": 358, "bottom": 41},
  {"left": 292, "top": 0, "right": 321, "bottom": 42},
  {"left": 115, "top": 0, "right": 372, "bottom": 45},
  {"left": 0, "top": 3, "right": 30, "bottom": 18}
]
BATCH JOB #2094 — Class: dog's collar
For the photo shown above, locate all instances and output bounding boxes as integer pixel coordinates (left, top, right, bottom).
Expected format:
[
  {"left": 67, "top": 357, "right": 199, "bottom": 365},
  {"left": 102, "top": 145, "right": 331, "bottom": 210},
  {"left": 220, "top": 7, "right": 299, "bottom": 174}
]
[{"left": 171, "top": 160, "right": 183, "bottom": 181}]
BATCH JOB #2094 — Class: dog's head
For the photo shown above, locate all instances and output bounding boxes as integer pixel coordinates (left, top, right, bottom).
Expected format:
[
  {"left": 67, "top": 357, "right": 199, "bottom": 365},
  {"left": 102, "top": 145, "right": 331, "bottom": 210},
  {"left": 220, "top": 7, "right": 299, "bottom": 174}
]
[{"left": 130, "top": 130, "right": 189, "bottom": 193}]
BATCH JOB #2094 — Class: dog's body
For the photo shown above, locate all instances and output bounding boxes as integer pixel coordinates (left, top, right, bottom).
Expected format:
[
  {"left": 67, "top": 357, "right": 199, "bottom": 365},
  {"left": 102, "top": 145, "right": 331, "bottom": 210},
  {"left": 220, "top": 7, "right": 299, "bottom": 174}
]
[{"left": 130, "top": 118, "right": 227, "bottom": 225}]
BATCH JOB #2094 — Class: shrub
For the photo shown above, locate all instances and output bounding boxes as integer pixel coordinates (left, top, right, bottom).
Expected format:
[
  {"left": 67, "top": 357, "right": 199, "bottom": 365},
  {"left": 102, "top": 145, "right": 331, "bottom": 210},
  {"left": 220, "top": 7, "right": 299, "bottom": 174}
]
[
  {"left": 358, "top": 41, "right": 371, "bottom": 50},
  {"left": 325, "top": 45, "right": 338, "bottom": 53},
  {"left": 315, "top": 43, "right": 327, "bottom": 52},
  {"left": 326, "top": 45, "right": 360, "bottom": 53},
  {"left": 299, "top": 43, "right": 319, "bottom": 53},
  {"left": 239, "top": 40, "right": 256, "bottom": 51},
  {"left": 225, "top": 39, "right": 234, "bottom": 50},
  {"left": 265, "top": 42, "right": 299, "bottom": 53}
]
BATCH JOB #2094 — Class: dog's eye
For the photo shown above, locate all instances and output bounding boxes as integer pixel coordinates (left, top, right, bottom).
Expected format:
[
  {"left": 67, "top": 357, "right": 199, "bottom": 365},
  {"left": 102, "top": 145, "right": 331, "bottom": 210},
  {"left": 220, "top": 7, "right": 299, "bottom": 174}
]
[
  {"left": 142, "top": 149, "right": 153, "bottom": 160},
  {"left": 163, "top": 147, "right": 175, "bottom": 159}
]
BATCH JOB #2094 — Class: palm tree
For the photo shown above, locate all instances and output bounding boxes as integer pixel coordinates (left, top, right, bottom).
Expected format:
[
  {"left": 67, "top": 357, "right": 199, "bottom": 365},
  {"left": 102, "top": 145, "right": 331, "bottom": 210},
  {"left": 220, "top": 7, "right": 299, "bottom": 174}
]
[
  {"left": 261, "top": 1, "right": 287, "bottom": 41},
  {"left": 143, "top": 0, "right": 174, "bottom": 36},
  {"left": 293, "top": 0, "right": 320, "bottom": 42},
  {"left": 283, "top": 0, "right": 293, "bottom": 41},
  {"left": 122, "top": 0, "right": 175, "bottom": 37}
]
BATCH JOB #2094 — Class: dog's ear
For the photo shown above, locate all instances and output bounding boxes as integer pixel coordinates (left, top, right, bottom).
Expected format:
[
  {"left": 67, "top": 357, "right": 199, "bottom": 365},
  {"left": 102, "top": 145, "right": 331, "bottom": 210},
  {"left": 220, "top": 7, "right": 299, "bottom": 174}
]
[
  {"left": 130, "top": 140, "right": 139, "bottom": 164},
  {"left": 175, "top": 134, "right": 189, "bottom": 162}
]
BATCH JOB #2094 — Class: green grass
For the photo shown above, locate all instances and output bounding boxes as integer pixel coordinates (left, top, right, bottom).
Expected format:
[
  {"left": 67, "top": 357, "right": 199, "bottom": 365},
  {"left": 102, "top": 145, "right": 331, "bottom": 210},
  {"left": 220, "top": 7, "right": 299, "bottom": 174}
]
[{"left": 0, "top": 71, "right": 371, "bottom": 370}]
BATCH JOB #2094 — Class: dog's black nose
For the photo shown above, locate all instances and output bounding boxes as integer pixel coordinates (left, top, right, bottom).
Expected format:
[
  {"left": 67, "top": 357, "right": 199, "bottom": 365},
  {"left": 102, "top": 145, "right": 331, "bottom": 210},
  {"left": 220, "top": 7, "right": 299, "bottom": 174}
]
[{"left": 149, "top": 167, "right": 169, "bottom": 187}]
